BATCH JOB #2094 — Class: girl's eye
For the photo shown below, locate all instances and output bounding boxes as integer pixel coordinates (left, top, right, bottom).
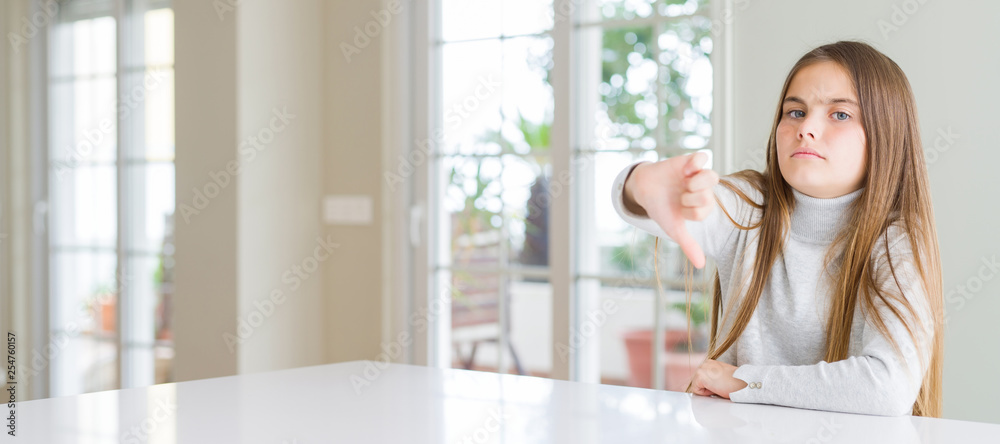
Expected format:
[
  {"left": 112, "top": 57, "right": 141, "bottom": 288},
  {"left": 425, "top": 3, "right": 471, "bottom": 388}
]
[
  {"left": 787, "top": 110, "right": 805, "bottom": 118},
  {"left": 832, "top": 111, "right": 850, "bottom": 121}
]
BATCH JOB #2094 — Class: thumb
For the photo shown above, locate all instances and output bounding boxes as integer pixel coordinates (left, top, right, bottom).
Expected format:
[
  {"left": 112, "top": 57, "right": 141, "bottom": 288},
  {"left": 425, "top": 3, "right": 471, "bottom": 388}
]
[
  {"left": 668, "top": 219, "right": 706, "bottom": 269},
  {"left": 683, "top": 151, "right": 709, "bottom": 177}
]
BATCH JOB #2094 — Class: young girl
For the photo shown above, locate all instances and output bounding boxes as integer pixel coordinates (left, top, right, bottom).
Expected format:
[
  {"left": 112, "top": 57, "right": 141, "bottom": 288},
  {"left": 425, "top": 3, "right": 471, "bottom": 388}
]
[{"left": 612, "top": 41, "right": 942, "bottom": 417}]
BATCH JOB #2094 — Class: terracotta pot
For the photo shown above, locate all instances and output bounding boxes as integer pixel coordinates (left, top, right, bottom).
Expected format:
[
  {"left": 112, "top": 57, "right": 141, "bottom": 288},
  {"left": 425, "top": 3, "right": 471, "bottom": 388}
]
[
  {"left": 664, "top": 351, "right": 708, "bottom": 392},
  {"left": 100, "top": 298, "right": 116, "bottom": 332},
  {"left": 623, "top": 329, "right": 705, "bottom": 390}
]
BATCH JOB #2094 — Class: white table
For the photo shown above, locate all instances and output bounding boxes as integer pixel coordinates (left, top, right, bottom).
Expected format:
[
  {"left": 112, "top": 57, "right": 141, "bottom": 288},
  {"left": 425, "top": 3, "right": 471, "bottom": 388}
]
[{"left": 9, "top": 361, "right": 999, "bottom": 443}]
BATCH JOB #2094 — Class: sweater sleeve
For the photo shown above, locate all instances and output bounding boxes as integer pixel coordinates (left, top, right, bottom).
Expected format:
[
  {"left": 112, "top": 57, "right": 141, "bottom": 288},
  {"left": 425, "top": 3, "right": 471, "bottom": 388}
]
[
  {"left": 729, "top": 231, "right": 935, "bottom": 416},
  {"left": 610, "top": 161, "right": 758, "bottom": 262}
]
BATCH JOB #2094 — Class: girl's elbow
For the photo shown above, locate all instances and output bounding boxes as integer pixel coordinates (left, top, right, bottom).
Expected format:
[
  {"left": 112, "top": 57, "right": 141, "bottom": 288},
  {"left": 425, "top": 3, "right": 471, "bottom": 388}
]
[
  {"left": 865, "top": 384, "right": 918, "bottom": 416},
  {"left": 875, "top": 397, "right": 915, "bottom": 417}
]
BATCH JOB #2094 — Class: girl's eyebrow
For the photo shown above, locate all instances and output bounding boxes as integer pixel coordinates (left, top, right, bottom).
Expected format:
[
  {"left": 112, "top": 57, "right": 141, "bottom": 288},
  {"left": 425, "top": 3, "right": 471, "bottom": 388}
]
[{"left": 783, "top": 96, "right": 859, "bottom": 107}]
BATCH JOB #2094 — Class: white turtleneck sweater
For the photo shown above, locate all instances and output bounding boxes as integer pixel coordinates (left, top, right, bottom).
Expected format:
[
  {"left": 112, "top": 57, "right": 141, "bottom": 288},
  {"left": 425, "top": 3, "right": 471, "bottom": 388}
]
[{"left": 611, "top": 162, "right": 934, "bottom": 416}]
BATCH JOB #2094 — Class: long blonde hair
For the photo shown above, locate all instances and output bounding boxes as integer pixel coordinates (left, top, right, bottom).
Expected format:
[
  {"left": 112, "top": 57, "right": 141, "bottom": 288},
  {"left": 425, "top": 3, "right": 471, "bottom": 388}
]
[{"left": 667, "top": 41, "right": 943, "bottom": 416}]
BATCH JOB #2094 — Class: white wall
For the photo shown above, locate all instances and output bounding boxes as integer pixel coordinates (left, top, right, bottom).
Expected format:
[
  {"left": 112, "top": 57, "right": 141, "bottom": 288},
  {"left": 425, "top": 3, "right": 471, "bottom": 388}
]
[
  {"left": 236, "top": 0, "right": 326, "bottom": 374},
  {"left": 174, "top": 0, "right": 328, "bottom": 379},
  {"left": 174, "top": 0, "right": 240, "bottom": 380},
  {"left": 0, "top": 0, "right": 34, "bottom": 398},
  {"left": 324, "top": 0, "right": 387, "bottom": 363},
  {"left": 732, "top": 0, "right": 1000, "bottom": 423}
]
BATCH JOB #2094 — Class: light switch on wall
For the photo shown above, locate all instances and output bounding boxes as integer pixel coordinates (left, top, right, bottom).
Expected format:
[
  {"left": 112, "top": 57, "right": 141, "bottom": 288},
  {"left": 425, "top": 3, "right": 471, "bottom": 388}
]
[{"left": 323, "top": 195, "right": 373, "bottom": 225}]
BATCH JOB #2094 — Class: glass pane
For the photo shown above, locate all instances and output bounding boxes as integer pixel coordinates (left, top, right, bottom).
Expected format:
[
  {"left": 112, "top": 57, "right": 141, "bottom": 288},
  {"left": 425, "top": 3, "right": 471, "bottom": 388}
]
[
  {"left": 49, "top": 81, "right": 77, "bottom": 167},
  {"left": 592, "top": 0, "right": 658, "bottom": 21},
  {"left": 576, "top": 280, "right": 709, "bottom": 389},
  {"left": 51, "top": 251, "right": 118, "bottom": 332},
  {"left": 452, "top": 275, "right": 552, "bottom": 376},
  {"left": 441, "top": 0, "right": 502, "bottom": 42},
  {"left": 503, "top": 0, "right": 553, "bottom": 36},
  {"left": 49, "top": 20, "right": 75, "bottom": 79},
  {"left": 126, "top": 164, "right": 176, "bottom": 253},
  {"left": 144, "top": 8, "right": 174, "bottom": 67},
  {"left": 500, "top": 155, "right": 549, "bottom": 268},
  {"left": 450, "top": 268, "right": 500, "bottom": 370},
  {"left": 126, "top": 255, "right": 160, "bottom": 344},
  {"left": 450, "top": 272, "right": 546, "bottom": 376},
  {"left": 657, "top": 17, "right": 713, "bottom": 148},
  {"left": 50, "top": 164, "right": 118, "bottom": 249},
  {"left": 83, "top": 76, "right": 118, "bottom": 160},
  {"left": 575, "top": 19, "right": 713, "bottom": 151},
  {"left": 500, "top": 36, "right": 554, "bottom": 154},
  {"left": 508, "top": 277, "right": 551, "bottom": 377},
  {"left": 577, "top": 0, "right": 707, "bottom": 23},
  {"left": 49, "top": 76, "right": 118, "bottom": 166},
  {"left": 440, "top": 40, "right": 503, "bottom": 155},
  {"left": 122, "top": 254, "right": 161, "bottom": 388},
  {"left": 144, "top": 69, "right": 175, "bottom": 160},
  {"left": 92, "top": 16, "right": 117, "bottom": 75},
  {"left": 443, "top": 155, "right": 504, "bottom": 269},
  {"left": 443, "top": 156, "right": 553, "bottom": 268},
  {"left": 49, "top": 10, "right": 120, "bottom": 399},
  {"left": 120, "top": 68, "right": 175, "bottom": 161},
  {"left": 657, "top": 0, "right": 707, "bottom": 18},
  {"left": 577, "top": 25, "right": 659, "bottom": 150},
  {"left": 442, "top": 0, "right": 554, "bottom": 41},
  {"left": 69, "top": 16, "right": 117, "bottom": 77}
]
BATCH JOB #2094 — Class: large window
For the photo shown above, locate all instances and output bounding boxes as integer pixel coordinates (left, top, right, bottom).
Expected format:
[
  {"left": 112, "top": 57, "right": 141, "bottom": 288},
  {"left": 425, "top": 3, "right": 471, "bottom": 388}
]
[
  {"left": 427, "top": 0, "right": 721, "bottom": 388},
  {"left": 47, "top": 0, "right": 174, "bottom": 397}
]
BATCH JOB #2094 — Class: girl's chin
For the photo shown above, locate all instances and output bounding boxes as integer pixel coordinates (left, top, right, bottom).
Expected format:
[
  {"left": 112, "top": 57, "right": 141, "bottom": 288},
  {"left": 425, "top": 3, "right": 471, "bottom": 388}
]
[{"left": 783, "top": 176, "right": 828, "bottom": 195}]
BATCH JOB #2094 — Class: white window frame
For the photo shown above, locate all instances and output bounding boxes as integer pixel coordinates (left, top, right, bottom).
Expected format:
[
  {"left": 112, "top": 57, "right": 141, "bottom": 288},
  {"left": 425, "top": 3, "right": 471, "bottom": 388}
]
[{"left": 386, "top": 0, "right": 734, "bottom": 384}]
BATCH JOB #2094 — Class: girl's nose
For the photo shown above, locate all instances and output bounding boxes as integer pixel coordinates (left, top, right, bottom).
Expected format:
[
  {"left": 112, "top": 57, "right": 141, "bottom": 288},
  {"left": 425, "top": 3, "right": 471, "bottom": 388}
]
[{"left": 797, "top": 117, "right": 821, "bottom": 141}]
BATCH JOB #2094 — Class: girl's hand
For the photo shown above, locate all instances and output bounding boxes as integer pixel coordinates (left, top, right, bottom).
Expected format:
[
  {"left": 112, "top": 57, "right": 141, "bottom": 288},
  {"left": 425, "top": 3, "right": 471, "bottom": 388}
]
[
  {"left": 690, "top": 359, "right": 748, "bottom": 399},
  {"left": 622, "top": 152, "right": 719, "bottom": 268}
]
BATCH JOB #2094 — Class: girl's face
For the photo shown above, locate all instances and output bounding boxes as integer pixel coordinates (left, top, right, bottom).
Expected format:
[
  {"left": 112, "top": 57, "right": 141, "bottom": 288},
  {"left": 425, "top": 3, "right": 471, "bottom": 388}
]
[{"left": 776, "top": 61, "right": 867, "bottom": 198}]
